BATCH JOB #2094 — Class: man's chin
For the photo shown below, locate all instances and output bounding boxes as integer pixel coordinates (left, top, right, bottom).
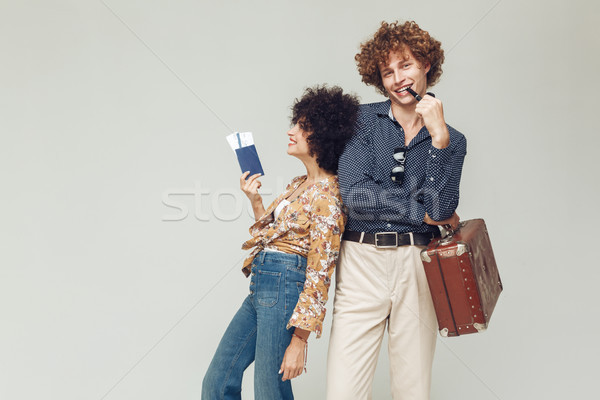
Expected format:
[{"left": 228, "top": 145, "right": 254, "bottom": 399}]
[{"left": 389, "top": 94, "right": 412, "bottom": 106}]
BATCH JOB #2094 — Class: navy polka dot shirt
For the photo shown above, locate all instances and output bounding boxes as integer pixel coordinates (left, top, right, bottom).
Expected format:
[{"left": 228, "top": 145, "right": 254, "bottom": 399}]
[{"left": 338, "top": 100, "right": 467, "bottom": 234}]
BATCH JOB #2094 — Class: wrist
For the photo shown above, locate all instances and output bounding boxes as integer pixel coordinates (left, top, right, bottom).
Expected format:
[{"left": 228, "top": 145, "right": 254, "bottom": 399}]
[
  {"left": 431, "top": 133, "right": 449, "bottom": 149},
  {"left": 291, "top": 332, "right": 309, "bottom": 373},
  {"left": 292, "top": 332, "right": 308, "bottom": 344},
  {"left": 251, "top": 198, "right": 263, "bottom": 208},
  {"left": 423, "top": 212, "right": 432, "bottom": 224},
  {"left": 431, "top": 140, "right": 449, "bottom": 149},
  {"left": 430, "top": 126, "right": 449, "bottom": 149}
]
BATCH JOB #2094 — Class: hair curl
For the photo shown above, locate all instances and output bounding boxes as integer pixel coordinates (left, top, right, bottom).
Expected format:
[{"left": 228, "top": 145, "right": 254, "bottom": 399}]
[
  {"left": 355, "top": 21, "right": 445, "bottom": 96},
  {"left": 291, "top": 85, "right": 359, "bottom": 174}
]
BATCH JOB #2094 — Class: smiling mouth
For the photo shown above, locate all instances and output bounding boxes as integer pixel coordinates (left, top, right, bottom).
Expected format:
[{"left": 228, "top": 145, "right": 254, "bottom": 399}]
[{"left": 395, "top": 84, "right": 412, "bottom": 94}]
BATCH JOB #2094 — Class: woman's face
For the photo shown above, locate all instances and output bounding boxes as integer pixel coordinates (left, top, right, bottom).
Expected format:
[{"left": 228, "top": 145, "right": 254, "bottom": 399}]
[{"left": 286, "top": 123, "right": 311, "bottom": 159}]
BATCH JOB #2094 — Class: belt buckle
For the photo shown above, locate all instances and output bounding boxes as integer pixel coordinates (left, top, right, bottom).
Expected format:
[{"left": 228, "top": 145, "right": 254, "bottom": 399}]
[{"left": 374, "top": 232, "right": 398, "bottom": 248}]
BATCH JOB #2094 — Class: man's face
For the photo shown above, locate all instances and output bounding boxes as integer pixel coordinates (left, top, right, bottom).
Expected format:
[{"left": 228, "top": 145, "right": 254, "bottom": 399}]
[{"left": 379, "top": 48, "right": 430, "bottom": 107}]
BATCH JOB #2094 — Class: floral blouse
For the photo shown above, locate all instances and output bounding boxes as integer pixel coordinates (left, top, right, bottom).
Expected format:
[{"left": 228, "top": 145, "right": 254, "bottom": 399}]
[{"left": 241, "top": 175, "right": 346, "bottom": 338}]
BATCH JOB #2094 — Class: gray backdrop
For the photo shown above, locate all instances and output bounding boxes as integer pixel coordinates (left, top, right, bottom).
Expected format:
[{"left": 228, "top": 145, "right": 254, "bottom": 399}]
[{"left": 1, "top": 0, "right": 598, "bottom": 399}]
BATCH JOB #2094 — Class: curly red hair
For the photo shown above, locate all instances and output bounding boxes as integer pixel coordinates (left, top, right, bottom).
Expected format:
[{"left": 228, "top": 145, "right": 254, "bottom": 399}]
[{"left": 355, "top": 21, "right": 445, "bottom": 95}]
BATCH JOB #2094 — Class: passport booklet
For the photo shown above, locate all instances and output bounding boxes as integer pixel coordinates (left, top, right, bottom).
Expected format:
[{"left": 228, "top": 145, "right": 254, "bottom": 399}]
[{"left": 226, "top": 132, "right": 264, "bottom": 178}]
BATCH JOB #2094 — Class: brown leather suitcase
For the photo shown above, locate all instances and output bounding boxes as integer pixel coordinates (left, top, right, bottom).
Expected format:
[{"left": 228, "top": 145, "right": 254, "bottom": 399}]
[{"left": 420, "top": 219, "right": 502, "bottom": 337}]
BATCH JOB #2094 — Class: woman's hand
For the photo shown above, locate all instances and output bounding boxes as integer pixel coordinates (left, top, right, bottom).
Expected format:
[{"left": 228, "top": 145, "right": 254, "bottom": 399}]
[
  {"left": 240, "top": 172, "right": 265, "bottom": 220},
  {"left": 279, "top": 330, "right": 309, "bottom": 381},
  {"left": 240, "top": 172, "right": 262, "bottom": 203},
  {"left": 279, "top": 337, "right": 305, "bottom": 381}
]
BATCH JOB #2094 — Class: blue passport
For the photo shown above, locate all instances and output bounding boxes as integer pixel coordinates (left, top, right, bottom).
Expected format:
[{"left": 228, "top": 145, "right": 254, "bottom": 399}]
[{"left": 235, "top": 144, "right": 264, "bottom": 177}]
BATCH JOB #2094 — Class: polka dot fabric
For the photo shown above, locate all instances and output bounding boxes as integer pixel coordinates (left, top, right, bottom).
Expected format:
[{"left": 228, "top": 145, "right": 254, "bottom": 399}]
[{"left": 338, "top": 100, "right": 467, "bottom": 234}]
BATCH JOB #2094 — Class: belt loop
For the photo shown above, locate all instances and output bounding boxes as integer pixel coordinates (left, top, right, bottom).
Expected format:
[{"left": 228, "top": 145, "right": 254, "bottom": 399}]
[
  {"left": 258, "top": 250, "right": 266, "bottom": 265},
  {"left": 359, "top": 232, "right": 365, "bottom": 244},
  {"left": 409, "top": 232, "right": 414, "bottom": 246}
]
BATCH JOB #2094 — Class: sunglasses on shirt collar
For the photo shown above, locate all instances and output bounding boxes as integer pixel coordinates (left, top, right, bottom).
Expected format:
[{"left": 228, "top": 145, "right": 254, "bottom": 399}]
[{"left": 390, "top": 147, "right": 407, "bottom": 184}]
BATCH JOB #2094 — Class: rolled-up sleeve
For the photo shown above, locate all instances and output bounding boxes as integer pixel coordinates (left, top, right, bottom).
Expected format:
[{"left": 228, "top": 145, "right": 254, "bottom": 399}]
[
  {"left": 286, "top": 195, "right": 346, "bottom": 338},
  {"left": 422, "top": 131, "right": 467, "bottom": 221}
]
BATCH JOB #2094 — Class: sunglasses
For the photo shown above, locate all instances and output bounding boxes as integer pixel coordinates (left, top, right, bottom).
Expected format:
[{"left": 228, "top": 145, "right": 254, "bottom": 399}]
[{"left": 390, "top": 147, "right": 406, "bottom": 184}]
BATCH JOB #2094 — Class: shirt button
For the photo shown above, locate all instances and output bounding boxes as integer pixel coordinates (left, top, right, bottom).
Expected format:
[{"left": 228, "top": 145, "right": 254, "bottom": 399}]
[
  {"left": 249, "top": 290, "right": 254, "bottom": 295},
  {"left": 430, "top": 177, "right": 434, "bottom": 181},
  {"left": 387, "top": 223, "right": 391, "bottom": 228}
]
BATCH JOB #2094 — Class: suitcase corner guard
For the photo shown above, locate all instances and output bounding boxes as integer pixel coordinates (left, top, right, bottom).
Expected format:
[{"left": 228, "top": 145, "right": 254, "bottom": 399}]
[{"left": 420, "top": 248, "right": 431, "bottom": 263}]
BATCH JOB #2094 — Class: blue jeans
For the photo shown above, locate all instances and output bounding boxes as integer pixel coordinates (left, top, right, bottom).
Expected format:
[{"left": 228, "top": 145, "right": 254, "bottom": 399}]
[{"left": 202, "top": 251, "right": 307, "bottom": 400}]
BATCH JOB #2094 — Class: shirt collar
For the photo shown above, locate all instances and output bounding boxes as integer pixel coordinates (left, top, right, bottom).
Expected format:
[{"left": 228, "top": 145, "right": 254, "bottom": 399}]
[
  {"left": 373, "top": 99, "right": 393, "bottom": 119},
  {"left": 373, "top": 99, "right": 432, "bottom": 146},
  {"left": 387, "top": 106, "right": 396, "bottom": 122},
  {"left": 373, "top": 100, "right": 397, "bottom": 122}
]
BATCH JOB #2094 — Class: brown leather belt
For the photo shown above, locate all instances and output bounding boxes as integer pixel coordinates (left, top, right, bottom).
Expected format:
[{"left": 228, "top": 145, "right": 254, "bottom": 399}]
[{"left": 343, "top": 230, "right": 440, "bottom": 248}]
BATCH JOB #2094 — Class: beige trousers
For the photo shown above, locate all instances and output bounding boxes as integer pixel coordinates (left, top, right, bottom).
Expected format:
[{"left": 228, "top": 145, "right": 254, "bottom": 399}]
[{"left": 326, "top": 241, "right": 438, "bottom": 400}]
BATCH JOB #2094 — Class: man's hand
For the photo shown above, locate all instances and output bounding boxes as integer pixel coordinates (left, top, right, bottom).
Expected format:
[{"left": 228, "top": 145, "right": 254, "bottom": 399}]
[
  {"left": 279, "top": 335, "right": 306, "bottom": 381},
  {"left": 415, "top": 94, "right": 449, "bottom": 149},
  {"left": 424, "top": 212, "right": 459, "bottom": 230}
]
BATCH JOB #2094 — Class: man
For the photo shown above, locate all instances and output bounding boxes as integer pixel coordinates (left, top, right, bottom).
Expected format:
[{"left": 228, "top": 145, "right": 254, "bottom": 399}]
[{"left": 327, "top": 21, "right": 467, "bottom": 399}]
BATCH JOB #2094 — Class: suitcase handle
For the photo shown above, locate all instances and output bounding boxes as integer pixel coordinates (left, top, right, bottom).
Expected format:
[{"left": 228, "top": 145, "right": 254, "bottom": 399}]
[{"left": 439, "top": 221, "right": 465, "bottom": 245}]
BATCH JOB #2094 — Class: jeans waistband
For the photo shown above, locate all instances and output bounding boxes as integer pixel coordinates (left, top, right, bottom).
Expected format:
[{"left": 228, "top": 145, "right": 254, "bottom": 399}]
[{"left": 255, "top": 250, "right": 307, "bottom": 268}]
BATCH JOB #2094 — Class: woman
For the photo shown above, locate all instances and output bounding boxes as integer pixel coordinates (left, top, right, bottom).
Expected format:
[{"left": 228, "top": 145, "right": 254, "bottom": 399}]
[{"left": 202, "top": 85, "right": 359, "bottom": 400}]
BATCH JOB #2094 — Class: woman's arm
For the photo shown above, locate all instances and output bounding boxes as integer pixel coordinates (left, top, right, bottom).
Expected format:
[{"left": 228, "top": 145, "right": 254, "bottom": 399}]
[
  {"left": 280, "top": 193, "right": 345, "bottom": 380},
  {"left": 240, "top": 171, "right": 265, "bottom": 220},
  {"left": 286, "top": 194, "right": 345, "bottom": 337},
  {"left": 279, "top": 327, "right": 310, "bottom": 381}
]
